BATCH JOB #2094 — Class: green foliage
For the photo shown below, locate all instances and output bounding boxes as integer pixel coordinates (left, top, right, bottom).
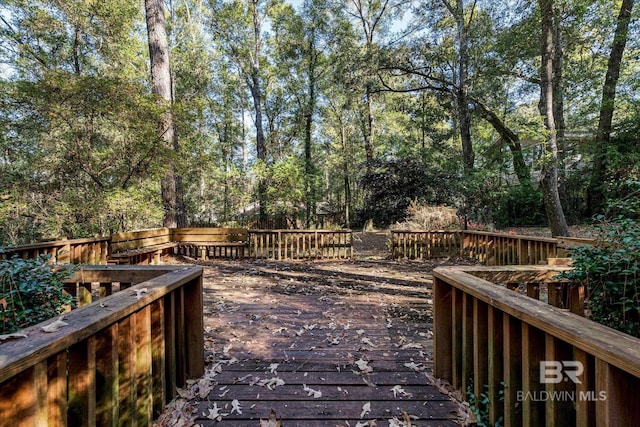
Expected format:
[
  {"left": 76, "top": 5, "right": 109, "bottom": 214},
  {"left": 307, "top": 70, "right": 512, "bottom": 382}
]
[
  {"left": 558, "top": 210, "right": 640, "bottom": 337},
  {"left": 494, "top": 183, "right": 546, "bottom": 228},
  {"left": 360, "top": 158, "right": 459, "bottom": 227},
  {"left": 0, "top": 254, "right": 75, "bottom": 334},
  {"left": 466, "top": 382, "right": 504, "bottom": 427}
]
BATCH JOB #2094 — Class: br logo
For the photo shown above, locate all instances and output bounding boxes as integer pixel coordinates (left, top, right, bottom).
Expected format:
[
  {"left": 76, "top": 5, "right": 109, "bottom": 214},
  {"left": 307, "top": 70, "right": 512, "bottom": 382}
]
[{"left": 540, "top": 361, "right": 584, "bottom": 384}]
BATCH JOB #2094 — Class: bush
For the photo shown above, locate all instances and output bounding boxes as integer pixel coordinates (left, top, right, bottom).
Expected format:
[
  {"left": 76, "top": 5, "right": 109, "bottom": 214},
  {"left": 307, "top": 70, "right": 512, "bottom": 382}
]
[
  {"left": 360, "top": 158, "right": 459, "bottom": 227},
  {"left": 391, "top": 201, "right": 459, "bottom": 230},
  {"left": 558, "top": 215, "right": 640, "bottom": 337},
  {"left": 0, "top": 254, "right": 75, "bottom": 334},
  {"left": 495, "top": 183, "right": 546, "bottom": 228}
]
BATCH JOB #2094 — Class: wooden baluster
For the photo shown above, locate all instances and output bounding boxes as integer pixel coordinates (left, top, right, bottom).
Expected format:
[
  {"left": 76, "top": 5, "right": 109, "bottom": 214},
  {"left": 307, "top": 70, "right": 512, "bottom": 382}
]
[
  {"left": 473, "top": 300, "right": 489, "bottom": 403},
  {"left": 68, "top": 337, "right": 97, "bottom": 426},
  {"left": 544, "top": 335, "right": 576, "bottom": 426},
  {"left": 488, "top": 306, "right": 504, "bottom": 426},
  {"left": 95, "top": 325, "right": 118, "bottom": 426},
  {"left": 527, "top": 282, "right": 540, "bottom": 300},
  {"left": 521, "top": 324, "right": 545, "bottom": 427},
  {"left": 151, "top": 299, "right": 166, "bottom": 418},
  {"left": 462, "top": 293, "right": 474, "bottom": 394},
  {"left": 451, "top": 288, "right": 463, "bottom": 389},
  {"left": 433, "top": 276, "right": 453, "bottom": 381},
  {"left": 503, "top": 313, "right": 523, "bottom": 427}
]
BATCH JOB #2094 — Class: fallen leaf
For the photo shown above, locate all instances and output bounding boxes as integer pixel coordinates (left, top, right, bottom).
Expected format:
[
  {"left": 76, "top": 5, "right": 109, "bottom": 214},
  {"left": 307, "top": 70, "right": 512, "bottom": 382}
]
[
  {"left": 260, "top": 409, "right": 282, "bottom": 427},
  {"left": 403, "top": 361, "right": 426, "bottom": 372},
  {"left": 391, "top": 385, "right": 412, "bottom": 398},
  {"left": 360, "top": 401, "right": 371, "bottom": 419},
  {"left": 361, "top": 337, "right": 375, "bottom": 347},
  {"left": 269, "top": 363, "right": 279, "bottom": 374},
  {"left": 355, "top": 359, "right": 373, "bottom": 374},
  {"left": 400, "top": 342, "right": 422, "bottom": 349},
  {"left": 133, "top": 288, "right": 148, "bottom": 300},
  {"left": 257, "top": 377, "right": 285, "bottom": 390},
  {"left": 41, "top": 316, "right": 68, "bottom": 333},
  {"left": 231, "top": 399, "right": 242, "bottom": 415},
  {"left": 203, "top": 402, "right": 227, "bottom": 421},
  {"left": 303, "top": 384, "right": 322, "bottom": 398},
  {"left": 0, "top": 332, "right": 28, "bottom": 341}
]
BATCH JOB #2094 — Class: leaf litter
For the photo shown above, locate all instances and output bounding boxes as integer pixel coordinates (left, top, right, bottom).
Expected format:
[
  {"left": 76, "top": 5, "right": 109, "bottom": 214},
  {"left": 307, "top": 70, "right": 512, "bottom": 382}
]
[{"left": 154, "top": 257, "right": 474, "bottom": 425}]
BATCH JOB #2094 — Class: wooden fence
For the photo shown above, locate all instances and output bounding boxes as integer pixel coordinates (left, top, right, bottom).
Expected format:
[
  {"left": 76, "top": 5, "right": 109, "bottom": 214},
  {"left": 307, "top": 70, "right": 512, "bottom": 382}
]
[
  {"left": 0, "top": 237, "right": 110, "bottom": 265},
  {"left": 0, "top": 265, "right": 204, "bottom": 426},
  {"left": 391, "top": 230, "right": 593, "bottom": 265},
  {"left": 249, "top": 229, "right": 353, "bottom": 260},
  {"left": 390, "top": 230, "right": 460, "bottom": 259},
  {"left": 1, "top": 229, "right": 353, "bottom": 264},
  {"left": 433, "top": 265, "right": 640, "bottom": 427}
]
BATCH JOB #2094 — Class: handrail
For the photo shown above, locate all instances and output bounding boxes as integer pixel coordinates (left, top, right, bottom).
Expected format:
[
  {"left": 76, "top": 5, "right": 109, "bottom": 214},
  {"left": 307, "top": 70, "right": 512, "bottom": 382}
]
[
  {"left": 0, "top": 265, "right": 204, "bottom": 425},
  {"left": 433, "top": 265, "right": 640, "bottom": 426},
  {"left": 249, "top": 229, "right": 353, "bottom": 260},
  {"left": 391, "top": 229, "right": 594, "bottom": 264},
  {"left": 1, "top": 236, "right": 110, "bottom": 264}
]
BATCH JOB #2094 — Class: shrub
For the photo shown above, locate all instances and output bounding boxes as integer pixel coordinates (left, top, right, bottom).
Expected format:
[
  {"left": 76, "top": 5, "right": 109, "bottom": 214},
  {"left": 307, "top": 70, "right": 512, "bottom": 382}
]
[
  {"left": 391, "top": 201, "right": 459, "bottom": 230},
  {"left": 0, "top": 254, "right": 75, "bottom": 334},
  {"left": 558, "top": 215, "right": 640, "bottom": 337},
  {"left": 495, "top": 183, "right": 546, "bottom": 228}
]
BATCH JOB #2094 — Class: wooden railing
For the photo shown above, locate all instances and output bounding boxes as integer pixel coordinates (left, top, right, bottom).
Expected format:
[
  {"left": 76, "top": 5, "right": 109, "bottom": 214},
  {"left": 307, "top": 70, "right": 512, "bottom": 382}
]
[
  {"left": 249, "top": 229, "right": 353, "bottom": 260},
  {"left": 0, "top": 265, "right": 205, "bottom": 426},
  {"left": 433, "top": 265, "right": 640, "bottom": 427},
  {"left": 461, "top": 230, "right": 558, "bottom": 265},
  {"left": 0, "top": 236, "right": 110, "bottom": 264},
  {"left": 390, "top": 230, "right": 460, "bottom": 259},
  {"left": 1, "top": 228, "right": 354, "bottom": 264},
  {"left": 391, "top": 230, "right": 592, "bottom": 265}
]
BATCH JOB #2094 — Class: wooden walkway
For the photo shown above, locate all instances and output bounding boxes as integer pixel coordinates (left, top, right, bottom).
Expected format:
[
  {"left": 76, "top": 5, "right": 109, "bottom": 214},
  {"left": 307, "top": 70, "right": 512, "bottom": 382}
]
[{"left": 160, "top": 260, "right": 462, "bottom": 426}]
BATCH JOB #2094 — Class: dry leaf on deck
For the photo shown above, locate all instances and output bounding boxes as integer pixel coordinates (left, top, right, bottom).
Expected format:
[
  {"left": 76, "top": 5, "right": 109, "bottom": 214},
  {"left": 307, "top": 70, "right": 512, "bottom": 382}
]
[
  {"left": 257, "top": 377, "right": 285, "bottom": 390},
  {"left": 355, "top": 358, "right": 373, "bottom": 374},
  {"left": 203, "top": 403, "right": 227, "bottom": 421},
  {"left": 390, "top": 385, "right": 412, "bottom": 398},
  {"left": 0, "top": 332, "right": 28, "bottom": 341},
  {"left": 303, "top": 384, "right": 322, "bottom": 398},
  {"left": 133, "top": 288, "right": 148, "bottom": 300},
  {"left": 260, "top": 409, "right": 282, "bottom": 427},
  {"left": 41, "top": 316, "right": 68, "bottom": 333},
  {"left": 230, "top": 399, "right": 242, "bottom": 415},
  {"left": 360, "top": 401, "right": 371, "bottom": 419}
]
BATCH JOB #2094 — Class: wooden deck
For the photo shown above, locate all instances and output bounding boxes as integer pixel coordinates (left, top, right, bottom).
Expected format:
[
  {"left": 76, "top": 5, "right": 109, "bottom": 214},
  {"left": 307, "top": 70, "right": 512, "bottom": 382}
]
[{"left": 156, "top": 259, "right": 463, "bottom": 426}]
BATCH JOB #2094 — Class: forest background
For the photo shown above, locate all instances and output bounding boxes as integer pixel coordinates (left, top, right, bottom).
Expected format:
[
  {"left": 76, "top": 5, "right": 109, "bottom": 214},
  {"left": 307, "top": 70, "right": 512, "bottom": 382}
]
[{"left": 0, "top": 0, "right": 638, "bottom": 245}]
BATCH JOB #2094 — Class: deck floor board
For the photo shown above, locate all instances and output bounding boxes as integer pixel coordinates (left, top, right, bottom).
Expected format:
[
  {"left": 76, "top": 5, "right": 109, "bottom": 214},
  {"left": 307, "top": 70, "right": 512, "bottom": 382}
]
[{"left": 159, "top": 259, "right": 463, "bottom": 426}]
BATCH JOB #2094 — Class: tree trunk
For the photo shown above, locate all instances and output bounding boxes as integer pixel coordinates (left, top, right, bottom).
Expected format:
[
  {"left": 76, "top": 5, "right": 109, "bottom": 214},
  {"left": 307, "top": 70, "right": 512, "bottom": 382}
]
[
  {"left": 361, "top": 84, "right": 375, "bottom": 169},
  {"left": 145, "top": 0, "right": 184, "bottom": 228},
  {"left": 587, "top": 0, "right": 635, "bottom": 215},
  {"left": 249, "top": 0, "right": 268, "bottom": 221},
  {"left": 341, "top": 122, "right": 351, "bottom": 227},
  {"left": 452, "top": 0, "right": 474, "bottom": 173},
  {"left": 552, "top": 3, "right": 567, "bottom": 208},
  {"left": 304, "top": 35, "right": 318, "bottom": 228},
  {"left": 538, "top": 0, "right": 569, "bottom": 237}
]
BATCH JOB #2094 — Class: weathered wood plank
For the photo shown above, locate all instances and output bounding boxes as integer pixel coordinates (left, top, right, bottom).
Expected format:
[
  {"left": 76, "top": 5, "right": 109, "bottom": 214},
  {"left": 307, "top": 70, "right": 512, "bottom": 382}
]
[
  {"left": 95, "top": 324, "right": 118, "bottom": 427},
  {"left": 110, "top": 228, "right": 171, "bottom": 242},
  {"left": 433, "top": 266, "right": 640, "bottom": 378},
  {"left": 0, "top": 267, "right": 203, "bottom": 384}
]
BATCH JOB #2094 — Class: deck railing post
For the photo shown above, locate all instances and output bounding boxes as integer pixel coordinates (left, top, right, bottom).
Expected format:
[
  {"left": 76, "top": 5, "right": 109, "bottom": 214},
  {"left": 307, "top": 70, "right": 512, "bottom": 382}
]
[{"left": 433, "top": 276, "right": 453, "bottom": 381}]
